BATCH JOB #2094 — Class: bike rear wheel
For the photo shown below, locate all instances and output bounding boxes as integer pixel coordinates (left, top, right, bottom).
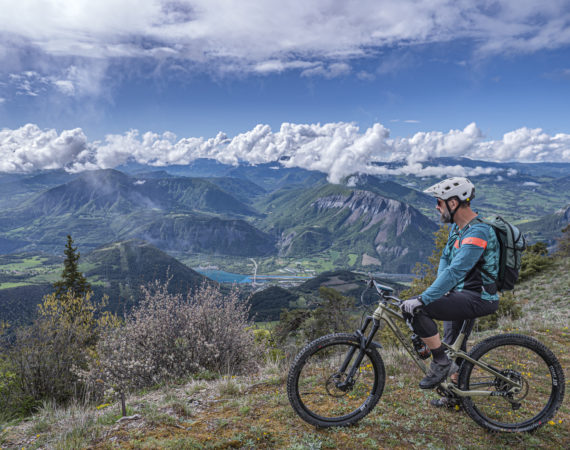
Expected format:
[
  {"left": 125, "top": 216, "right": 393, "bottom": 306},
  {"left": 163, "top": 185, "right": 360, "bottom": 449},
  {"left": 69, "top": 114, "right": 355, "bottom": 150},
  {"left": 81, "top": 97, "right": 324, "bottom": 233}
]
[
  {"left": 458, "top": 334, "right": 565, "bottom": 432},
  {"left": 287, "top": 333, "right": 385, "bottom": 427}
]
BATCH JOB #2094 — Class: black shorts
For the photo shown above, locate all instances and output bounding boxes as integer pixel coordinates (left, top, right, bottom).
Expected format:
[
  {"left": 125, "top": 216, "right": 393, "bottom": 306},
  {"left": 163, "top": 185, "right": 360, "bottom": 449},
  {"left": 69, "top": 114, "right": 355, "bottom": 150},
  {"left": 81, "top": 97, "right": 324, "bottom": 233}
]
[{"left": 411, "top": 290, "right": 498, "bottom": 339}]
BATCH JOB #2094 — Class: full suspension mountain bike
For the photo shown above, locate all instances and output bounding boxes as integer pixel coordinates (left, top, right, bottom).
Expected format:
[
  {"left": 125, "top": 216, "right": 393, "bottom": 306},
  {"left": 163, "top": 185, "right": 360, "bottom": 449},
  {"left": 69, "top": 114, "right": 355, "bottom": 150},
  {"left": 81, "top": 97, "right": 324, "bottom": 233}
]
[{"left": 287, "top": 280, "right": 565, "bottom": 432}]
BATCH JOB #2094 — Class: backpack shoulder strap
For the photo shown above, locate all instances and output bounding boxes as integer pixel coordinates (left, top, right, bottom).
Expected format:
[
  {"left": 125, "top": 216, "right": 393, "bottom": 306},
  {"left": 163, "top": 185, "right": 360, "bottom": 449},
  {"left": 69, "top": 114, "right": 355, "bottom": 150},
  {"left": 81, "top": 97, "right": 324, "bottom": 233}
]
[{"left": 468, "top": 217, "right": 498, "bottom": 290}]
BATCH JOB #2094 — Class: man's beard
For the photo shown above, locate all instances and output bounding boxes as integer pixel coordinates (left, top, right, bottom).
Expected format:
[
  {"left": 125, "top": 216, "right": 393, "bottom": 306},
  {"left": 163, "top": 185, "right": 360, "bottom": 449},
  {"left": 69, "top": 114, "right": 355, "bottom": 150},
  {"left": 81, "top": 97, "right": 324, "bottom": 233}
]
[{"left": 440, "top": 210, "right": 452, "bottom": 223}]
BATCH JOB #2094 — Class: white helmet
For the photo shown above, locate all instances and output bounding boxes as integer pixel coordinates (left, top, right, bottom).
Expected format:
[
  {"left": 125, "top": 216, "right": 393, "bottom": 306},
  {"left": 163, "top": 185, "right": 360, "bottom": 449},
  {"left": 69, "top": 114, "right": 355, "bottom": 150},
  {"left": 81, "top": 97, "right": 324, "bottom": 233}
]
[{"left": 423, "top": 177, "right": 475, "bottom": 202}]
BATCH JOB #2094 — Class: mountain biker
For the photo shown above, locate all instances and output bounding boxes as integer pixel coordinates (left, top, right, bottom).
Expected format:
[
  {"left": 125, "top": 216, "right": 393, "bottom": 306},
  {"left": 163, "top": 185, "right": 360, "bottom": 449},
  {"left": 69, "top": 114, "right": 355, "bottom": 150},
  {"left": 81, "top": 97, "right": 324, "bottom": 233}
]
[{"left": 400, "top": 177, "right": 500, "bottom": 394}]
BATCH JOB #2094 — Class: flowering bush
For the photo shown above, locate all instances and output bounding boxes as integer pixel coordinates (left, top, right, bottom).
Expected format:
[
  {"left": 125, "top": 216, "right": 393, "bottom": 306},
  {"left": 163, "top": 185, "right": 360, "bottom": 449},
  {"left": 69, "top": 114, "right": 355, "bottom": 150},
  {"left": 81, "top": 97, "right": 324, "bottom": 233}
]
[{"left": 87, "top": 282, "right": 257, "bottom": 398}]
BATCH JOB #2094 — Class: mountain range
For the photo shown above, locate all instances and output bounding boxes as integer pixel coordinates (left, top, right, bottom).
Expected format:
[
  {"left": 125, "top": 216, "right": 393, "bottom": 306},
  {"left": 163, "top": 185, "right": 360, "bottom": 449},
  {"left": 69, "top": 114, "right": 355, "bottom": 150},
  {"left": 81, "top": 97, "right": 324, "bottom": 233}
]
[
  {"left": 0, "top": 157, "right": 568, "bottom": 325},
  {"left": 0, "top": 158, "right": 568, "bottom": 267}
]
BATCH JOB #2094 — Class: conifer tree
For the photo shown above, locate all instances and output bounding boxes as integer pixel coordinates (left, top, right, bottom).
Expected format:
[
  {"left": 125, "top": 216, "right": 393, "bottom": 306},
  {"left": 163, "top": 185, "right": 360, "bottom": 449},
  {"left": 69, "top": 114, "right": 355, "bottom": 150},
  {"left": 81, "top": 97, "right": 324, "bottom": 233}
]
[{"left": 53, "top": 235, "right": 91, "bottom": 298}]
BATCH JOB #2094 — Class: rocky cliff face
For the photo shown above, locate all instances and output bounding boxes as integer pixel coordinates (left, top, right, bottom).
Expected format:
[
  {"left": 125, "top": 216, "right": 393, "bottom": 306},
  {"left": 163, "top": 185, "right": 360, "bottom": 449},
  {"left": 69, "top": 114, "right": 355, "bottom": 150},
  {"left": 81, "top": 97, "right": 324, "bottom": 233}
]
[
  {"left": 313, "top": 190, "right": 414, "bottom": 233},
  {"left": 279, "top": 189, "right": 437, "bottom": 272}
]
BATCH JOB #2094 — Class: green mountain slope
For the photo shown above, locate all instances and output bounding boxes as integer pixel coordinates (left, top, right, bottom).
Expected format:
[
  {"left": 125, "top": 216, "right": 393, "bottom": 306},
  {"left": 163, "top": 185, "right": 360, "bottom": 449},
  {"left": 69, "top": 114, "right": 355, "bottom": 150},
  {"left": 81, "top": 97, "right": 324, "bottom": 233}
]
[
  {"left": 134, "top": 214, "right": 275, "bottom": 256},
  {"left": 24, "top": 170, "right": 255, "bottom": 217},
  {"left": 0, "top": 170, "right": 266, "bottom": 254},
  {"left": 205, "top": 177, "right": 266, "bottom": 204},
  {"left": 344, "top": 174, "right": 433, "bottom": 212},
  {"left": 249, "top": 286, "right": 300, "bottom": 321},
  {"left": 257, "top": 184, "right": 438, "bottom": 272},
  {"left": 519, "top": 205, "right": 570, "bottom": 244},
  {"left": 84, "top": 239, "right": 211, "bottom": 311},
  {"left": 0, "top": 283, "right": 53, "bottom": 325},
  {"left": 144, "top": 177, "right": 257, "bottom": 216},
  {"left": 0, "top": 170, "right": 78, "bottom": 209}
]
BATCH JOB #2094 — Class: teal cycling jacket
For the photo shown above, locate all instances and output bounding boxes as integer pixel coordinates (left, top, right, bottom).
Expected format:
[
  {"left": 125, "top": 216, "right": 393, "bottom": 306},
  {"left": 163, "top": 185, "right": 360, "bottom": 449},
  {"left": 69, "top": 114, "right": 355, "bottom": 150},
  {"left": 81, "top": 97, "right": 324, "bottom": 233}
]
[{"left": 421, "top": 218, "right": 500, "bottom": 305}]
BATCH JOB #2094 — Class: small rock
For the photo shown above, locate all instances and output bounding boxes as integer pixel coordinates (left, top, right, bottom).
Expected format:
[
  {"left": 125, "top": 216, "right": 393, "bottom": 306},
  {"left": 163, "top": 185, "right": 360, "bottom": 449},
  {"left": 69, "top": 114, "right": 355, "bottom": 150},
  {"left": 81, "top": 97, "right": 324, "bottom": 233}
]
[{"left": 116, "top": 414, "right": 142, "bottom": 423}]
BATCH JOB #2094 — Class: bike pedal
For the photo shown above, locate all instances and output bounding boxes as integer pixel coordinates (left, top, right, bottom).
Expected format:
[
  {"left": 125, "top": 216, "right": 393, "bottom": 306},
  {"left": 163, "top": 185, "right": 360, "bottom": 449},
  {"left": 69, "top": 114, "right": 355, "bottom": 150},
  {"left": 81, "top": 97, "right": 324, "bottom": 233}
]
[{"left": 430, "top": 397, "right": 461, "bottom": 409}]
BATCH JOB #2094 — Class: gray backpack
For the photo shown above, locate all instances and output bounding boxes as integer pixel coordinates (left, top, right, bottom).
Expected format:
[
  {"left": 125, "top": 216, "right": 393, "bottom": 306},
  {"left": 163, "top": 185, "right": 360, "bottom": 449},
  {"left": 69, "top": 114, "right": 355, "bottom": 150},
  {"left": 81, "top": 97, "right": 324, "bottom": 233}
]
[{"left": 477, "top": 215, "right": 527, "bottom": 291}]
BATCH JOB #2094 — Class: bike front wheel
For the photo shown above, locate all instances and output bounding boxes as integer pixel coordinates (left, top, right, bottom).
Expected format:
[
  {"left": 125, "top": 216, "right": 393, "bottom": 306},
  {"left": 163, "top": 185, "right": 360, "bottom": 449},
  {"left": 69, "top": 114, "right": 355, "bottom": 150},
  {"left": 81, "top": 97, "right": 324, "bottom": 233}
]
[
  {"left": 287, "top": 333, "right": 386, "bottom": 427},
  {"left": 458, "top": 333, "right": 565, "bottom": 432}
]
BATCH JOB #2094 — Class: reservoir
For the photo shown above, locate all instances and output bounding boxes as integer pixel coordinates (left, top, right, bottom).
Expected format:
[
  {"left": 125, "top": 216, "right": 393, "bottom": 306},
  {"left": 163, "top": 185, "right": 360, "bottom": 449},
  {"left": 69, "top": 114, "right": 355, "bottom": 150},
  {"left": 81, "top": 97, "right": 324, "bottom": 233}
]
[
  {"left": 194, "top": 269, "right": 313, "bottom": 284},
  {"left": 194, "top": 269, "right": 251, "bottom": 283}
]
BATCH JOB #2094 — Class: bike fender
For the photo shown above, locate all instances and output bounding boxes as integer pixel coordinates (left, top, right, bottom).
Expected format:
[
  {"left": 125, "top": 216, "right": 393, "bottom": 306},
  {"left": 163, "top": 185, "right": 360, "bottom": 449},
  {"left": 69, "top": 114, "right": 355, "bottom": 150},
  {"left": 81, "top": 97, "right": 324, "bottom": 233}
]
[{"left": 370, "top": 341, "right": 383, "bottom": 349}]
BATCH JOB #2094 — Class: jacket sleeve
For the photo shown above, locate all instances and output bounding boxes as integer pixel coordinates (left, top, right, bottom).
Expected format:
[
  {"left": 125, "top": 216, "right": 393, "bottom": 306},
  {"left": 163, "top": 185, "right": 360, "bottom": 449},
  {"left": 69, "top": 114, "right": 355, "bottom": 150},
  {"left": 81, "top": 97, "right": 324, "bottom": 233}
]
[
  {"left": 437, "top": 256, "right": 449, "bottom": 276},
  {"left": 421, "top": 227, "right": 489, "bottom": 305}
]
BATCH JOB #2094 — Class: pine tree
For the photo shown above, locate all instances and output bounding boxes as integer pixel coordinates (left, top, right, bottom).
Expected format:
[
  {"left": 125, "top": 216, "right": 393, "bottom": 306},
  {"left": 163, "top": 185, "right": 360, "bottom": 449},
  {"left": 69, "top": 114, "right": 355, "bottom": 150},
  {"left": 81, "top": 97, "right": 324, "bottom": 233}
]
[{"left": 53, "top": 235, "right": 91, "bottom": 298}]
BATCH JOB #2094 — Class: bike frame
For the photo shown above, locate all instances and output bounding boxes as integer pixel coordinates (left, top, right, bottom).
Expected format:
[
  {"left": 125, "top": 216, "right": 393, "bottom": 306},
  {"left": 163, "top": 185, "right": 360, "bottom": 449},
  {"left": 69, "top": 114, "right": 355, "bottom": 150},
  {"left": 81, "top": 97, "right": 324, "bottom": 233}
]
[{"left": 352, "top": 284, "right": 522, "bottom": 399}]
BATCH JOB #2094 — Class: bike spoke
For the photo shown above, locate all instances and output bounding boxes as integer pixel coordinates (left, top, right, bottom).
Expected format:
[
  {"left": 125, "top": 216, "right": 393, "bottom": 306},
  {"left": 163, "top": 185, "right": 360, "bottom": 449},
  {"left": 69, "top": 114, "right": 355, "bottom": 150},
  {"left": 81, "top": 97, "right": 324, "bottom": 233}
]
[
  {"left": 297, "top": 342, "right": 377, "bottom": 420},
  {"left": 465, "top": 342, "right": 554, "bottom": 427}
]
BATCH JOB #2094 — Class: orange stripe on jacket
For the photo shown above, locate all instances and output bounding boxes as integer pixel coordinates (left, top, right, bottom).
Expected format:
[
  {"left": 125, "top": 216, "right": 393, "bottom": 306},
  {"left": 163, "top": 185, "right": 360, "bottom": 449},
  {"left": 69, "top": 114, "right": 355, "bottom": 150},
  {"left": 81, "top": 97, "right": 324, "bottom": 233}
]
[{"left": 461, "top": 237, "right": 488, "bottom": 249}]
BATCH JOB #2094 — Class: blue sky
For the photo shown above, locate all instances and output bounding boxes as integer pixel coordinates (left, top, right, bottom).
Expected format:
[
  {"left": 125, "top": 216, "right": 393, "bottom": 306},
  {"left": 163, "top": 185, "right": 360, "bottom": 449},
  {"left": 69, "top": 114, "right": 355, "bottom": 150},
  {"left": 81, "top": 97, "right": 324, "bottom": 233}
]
[{"left": 0, "top": 1, "right": 569, "bottom": 179}]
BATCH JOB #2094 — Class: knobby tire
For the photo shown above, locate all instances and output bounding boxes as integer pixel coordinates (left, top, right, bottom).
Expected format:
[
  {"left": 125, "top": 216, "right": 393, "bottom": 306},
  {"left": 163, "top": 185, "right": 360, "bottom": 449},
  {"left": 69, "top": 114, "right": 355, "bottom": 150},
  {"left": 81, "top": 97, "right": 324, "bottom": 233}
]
[
  {"left": 458, "top": 333, "right": 565, "bottom": 432},
  {"left": 287, "top": 333, "right": 386, "bottom": 427}
]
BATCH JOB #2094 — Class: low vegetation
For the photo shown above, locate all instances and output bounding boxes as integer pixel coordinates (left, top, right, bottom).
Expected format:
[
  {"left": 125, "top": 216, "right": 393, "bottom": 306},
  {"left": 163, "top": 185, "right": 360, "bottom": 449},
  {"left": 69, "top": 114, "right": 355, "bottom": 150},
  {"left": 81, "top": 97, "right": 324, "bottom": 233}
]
[
  {"left": 0, "top": 228, "right": 568, "bottom": 448},
  {"left": 82, "top": 281, "right": 257, "bottom": 402}
]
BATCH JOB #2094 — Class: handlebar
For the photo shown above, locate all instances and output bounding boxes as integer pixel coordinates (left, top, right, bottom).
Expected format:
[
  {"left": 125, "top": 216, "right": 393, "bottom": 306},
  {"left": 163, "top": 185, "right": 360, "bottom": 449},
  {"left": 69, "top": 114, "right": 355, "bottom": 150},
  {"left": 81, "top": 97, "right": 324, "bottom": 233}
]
[{"left": 361, "top": 278, "right": 402, "bottom": 308}]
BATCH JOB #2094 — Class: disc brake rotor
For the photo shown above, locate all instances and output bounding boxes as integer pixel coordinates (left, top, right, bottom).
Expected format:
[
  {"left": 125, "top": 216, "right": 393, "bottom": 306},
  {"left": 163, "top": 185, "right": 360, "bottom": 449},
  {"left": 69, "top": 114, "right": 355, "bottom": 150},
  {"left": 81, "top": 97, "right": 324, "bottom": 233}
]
[
  {"left": 325, "top": 372, "right": 357, "bottom": 397},
  {"left": 496, "top": 369, "right": 529, "bottom": 402}
]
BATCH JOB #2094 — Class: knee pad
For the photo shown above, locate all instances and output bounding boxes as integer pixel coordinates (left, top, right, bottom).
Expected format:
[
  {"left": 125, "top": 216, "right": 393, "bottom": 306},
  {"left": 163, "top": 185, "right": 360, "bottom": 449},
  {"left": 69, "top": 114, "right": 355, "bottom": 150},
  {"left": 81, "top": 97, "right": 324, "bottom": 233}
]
[{"left": 412, "top": 311, "right": 439, "bottom": 338}]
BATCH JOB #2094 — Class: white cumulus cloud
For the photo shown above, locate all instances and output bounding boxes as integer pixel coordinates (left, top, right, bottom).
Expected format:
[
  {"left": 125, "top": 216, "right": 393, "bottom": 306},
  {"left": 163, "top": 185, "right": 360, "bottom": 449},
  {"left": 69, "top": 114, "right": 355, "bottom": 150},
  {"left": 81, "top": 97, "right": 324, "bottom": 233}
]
[
  {"left": 1, "top": 122, "right": 569, "bottom": 181},
  {"left": 473, "top": 127, "right": 570, "bottom": 162},
  {"left": 0, "top": 124, "right": 88, "bottom": 172}
]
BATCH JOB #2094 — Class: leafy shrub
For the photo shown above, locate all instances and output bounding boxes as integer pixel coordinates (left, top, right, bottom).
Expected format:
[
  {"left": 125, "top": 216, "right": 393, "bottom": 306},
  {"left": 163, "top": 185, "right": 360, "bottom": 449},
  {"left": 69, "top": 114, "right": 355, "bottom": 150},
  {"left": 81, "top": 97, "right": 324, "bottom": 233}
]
[
  {"left": 252, "top": 328, "right": 284, "bottom": 362},
  {"left": 274, "top": 287, "right": 358, "bottom": 353},
  {"left": 0, "top": 357, "right": 24, "bottom": 421},
  {"left": 4, "top": 291, "right": 116, "bottom": 415},
  {"left": 519, "top": 242, "right": 553, "bottom": 282},
  {"left": 556, "top": 224, "right": 570, "bottom": 256},
  {"left": 86, "top": 282, "right": 257, "bottom": 398}
]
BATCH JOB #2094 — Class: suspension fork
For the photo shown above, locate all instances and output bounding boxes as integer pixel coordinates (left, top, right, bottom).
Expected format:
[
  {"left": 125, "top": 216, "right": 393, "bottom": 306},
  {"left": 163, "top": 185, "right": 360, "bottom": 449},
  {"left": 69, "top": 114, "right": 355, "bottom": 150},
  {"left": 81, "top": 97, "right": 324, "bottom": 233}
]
[{"left": 336, "top": 317, "right": 381, "bottom": 389}]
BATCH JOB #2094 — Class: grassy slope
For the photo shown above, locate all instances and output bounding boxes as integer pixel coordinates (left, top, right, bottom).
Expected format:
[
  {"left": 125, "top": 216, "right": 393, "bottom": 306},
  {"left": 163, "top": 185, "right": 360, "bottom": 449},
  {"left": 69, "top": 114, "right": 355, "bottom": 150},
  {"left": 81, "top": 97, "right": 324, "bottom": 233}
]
[{"left": 2, "top": 258, "right": 569, "bottom": 449}]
